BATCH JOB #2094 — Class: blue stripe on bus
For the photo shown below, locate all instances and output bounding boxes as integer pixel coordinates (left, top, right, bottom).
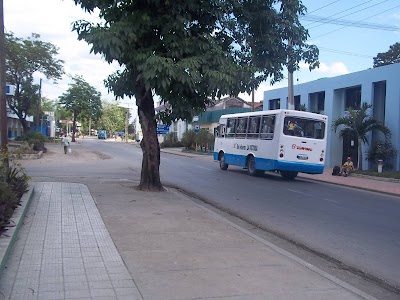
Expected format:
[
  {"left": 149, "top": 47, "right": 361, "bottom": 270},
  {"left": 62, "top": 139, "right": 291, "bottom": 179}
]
[{"left": 214, "top": 152, "right": 324, "bottom": 174}]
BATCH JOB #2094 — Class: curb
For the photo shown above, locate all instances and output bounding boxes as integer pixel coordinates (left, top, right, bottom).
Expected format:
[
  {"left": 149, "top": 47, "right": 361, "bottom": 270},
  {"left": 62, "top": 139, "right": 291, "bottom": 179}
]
[
  {"left": 351, "top": 173, "right": 400, "bottom": 183},
  {"left": 10, "top": 151, "right": 43, "bottom": 160},
  {"left": 0, "top": 185, "right": 35, "bottom": 275},
  {"left": 298, "top": 175, "right": 400, "bottom": 197}
]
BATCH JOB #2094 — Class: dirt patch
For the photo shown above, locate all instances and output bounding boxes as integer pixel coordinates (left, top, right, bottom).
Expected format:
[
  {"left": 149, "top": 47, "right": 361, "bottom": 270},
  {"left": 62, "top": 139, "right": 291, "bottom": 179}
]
[{"left": 36, "top": 146, "right": 111, "bottom": 163}]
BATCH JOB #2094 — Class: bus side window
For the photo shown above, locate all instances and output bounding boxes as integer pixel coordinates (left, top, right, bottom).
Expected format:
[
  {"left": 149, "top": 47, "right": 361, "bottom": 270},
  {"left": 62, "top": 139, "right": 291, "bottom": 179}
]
[
  {"left": 260, "top": 115, "right": 275, "bottom": 140},
  {"left": 226, "top": 118, "right": 236, "bottom": 138},
  {"left": 235, "top": 117, "right": 247, "bottom": 139},
  {"left": 247, "top": 116, "right": 260, "bottom": 139}
]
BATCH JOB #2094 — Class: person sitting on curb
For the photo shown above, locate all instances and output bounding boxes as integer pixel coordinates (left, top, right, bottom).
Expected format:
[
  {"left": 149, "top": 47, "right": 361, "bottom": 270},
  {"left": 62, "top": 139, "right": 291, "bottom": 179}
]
[{"left": 341, "top": 156, "right": 354, "bottom": 177}]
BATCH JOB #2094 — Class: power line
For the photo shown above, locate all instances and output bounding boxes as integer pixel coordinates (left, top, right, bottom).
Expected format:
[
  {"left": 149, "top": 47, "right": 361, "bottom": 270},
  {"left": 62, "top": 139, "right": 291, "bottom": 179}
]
[
  {"left": 305, "top": 0, "right": 343, "bottom": 15},
  {"left": 303, "top": 0, "right": 376, "bottom": 28},
  {"left": 301, "top": 15, "right": 400, "bottom": 31},
  {"left": 306, "top": 0, "right": 391, "bottom": 30},
  {"left": 318, "top": 47, "right": 374, "bottom": 59},
  {"left": 310, "top": 4, "right": 400, "bottom": 40}
]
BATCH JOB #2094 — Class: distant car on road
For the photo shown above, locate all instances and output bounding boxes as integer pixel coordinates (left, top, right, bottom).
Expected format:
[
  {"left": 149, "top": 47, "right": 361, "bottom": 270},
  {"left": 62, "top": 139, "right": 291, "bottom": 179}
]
[
  {"left": 98, "top": 130, "right": 107, "bottom": 139},
  {"left": 115, "top": 131, "right": 125, "bottom": 138}
]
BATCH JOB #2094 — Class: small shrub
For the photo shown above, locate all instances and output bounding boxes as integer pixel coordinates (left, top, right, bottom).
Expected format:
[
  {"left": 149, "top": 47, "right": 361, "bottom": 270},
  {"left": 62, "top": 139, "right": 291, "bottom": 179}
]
[
  {"left": 160, "top": 132, "right": 183, "bottom": 148},
  {"left": 181, "top": 130, "right": 196, "bottom": 150},
  {"left": 15, "top": 131, "right": 48, "bottom": 152},
  {"left": 195, "top": 130, "right": 215, "bottom": 152},
  {"left": 0, "top": 156, "right": 30, "bottom": 236},
  {"left": 366, "top": 140, "right": 398, "bottom": 171},
  {"left": 0, "top": 182, "right": 18, "bottom": 232},
  {"left": 12, "top": 142, "right": 35, "bottom": 157},
  {"left": 6, "top": 165, "right": 30, "bottom": 199}
]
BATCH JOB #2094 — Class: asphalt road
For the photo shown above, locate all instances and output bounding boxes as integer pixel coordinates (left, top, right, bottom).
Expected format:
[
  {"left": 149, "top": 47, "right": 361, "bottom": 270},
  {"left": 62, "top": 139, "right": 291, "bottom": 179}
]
[{"left": 21, "top": 138, "right": 400, "bottom": 294}]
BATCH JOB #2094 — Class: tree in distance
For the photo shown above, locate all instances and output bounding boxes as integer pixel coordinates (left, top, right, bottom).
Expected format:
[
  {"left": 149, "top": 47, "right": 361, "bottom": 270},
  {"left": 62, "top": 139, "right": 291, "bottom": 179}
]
[
  {"left": 59, "top": 76, "right": 102, "bottom": 142},
  {"left": 5, "top": 32, "right": 64, "bottom": 132},
  {"left": 72, "top": 0, "right": 319, "bottom": 191},
  {"left": 97, "top": 101, "right": 127, "bottom": 136},
  {"left": 373, "top": 43, "right": 400, "bottom": 68}
]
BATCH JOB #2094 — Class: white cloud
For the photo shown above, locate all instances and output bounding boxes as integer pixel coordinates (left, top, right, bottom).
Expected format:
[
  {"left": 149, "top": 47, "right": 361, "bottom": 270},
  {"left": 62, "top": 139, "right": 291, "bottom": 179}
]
[
  {"left": 4, "top": 0, "right": 120, "bottom": 102},
  {"left": 300, "top": 62, "right": 349, "bottom": 76}
]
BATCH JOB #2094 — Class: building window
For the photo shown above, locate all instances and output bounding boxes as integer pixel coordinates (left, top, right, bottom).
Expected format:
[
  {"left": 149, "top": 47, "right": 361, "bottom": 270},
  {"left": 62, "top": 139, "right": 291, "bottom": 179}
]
[
  {"left": 294, "top": 96, "right": 301, "bottom": 110},
  {"left": 309, "top": 91, "right": 325, "bottom": 113},
  {"left": 317, "top": 92, "right": 325, "bottom": 112},
  {"left": 269, "top": 99, "right": 280, "bottom": 110},
  {"left": 345, "top": 86, "right": 361, "bottom": 110}
]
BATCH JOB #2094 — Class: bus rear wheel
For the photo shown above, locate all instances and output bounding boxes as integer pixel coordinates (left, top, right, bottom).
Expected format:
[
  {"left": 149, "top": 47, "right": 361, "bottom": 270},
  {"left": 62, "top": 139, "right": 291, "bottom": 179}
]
[
  {"left": 280, "top": 171, "right": 298, "bottom": 180},
  {"left": 247, "top": 156, "right": 263, "bottom": 176},
  {"left": 219, "top": 153, "right": 229, "bottom": 170}
]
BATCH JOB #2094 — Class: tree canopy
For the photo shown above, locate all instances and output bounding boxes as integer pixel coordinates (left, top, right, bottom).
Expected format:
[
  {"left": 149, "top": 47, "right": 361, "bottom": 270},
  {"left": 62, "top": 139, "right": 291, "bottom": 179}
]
[
  {"left": 72, "top": 0, "right": 319, "bottom": 191},
  {"left": 373, "top": 42, "right": 400, "bottom": 68},
  {"left": 5, "top": 32, "right": 64, "bottom": 132},
  {"left": 97, "top": 101, "right": 127, "bottom": 134},
  {"left": 59, "top": 76, "right": 102, "bottom": 142}
]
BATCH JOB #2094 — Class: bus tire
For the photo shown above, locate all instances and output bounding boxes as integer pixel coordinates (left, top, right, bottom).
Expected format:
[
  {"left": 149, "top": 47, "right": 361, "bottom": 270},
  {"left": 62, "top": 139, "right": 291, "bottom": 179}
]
[
  {"left": 247, "top": 156, "right": 261, "bottom": 176},
  {"left": 219, "top": 153, "right": 229, "bottom": 170},
  {"left": 280, "top": 171, "right": 298, "bottom": 180}
]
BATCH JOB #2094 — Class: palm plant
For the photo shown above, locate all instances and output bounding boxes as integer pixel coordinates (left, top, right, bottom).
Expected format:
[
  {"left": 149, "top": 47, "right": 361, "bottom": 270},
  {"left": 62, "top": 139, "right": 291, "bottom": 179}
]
[{"left": 332, "top": 102, "right": 391, "bottom": 170}]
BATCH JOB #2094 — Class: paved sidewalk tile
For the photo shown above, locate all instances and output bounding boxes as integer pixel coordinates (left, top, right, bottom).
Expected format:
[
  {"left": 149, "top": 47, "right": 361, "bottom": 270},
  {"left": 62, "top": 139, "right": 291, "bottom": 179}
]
[{"left": 0, "top": 182, "right": 142, "bottom": 300}]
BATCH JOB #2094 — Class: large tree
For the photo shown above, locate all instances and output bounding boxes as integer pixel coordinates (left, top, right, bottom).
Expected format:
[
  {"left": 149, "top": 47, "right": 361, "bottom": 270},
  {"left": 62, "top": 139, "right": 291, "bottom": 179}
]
[
  {"left": 332, "top": 103, "right": 391, "bottom": 170},
  {"left": 59, "top": 76, "right": 102, "bottom": 142},
  {"left": 5, "top": 32, "right": 64, "bottom": 132},
  {"left": 373, "top": 42, "right": 400, "bottom": 68},
  {"left": 97, "top": 101, "right": 127, "bottom": 135},
  {"left": 72, "top": 0, "right": 319, "bottom": 191}
]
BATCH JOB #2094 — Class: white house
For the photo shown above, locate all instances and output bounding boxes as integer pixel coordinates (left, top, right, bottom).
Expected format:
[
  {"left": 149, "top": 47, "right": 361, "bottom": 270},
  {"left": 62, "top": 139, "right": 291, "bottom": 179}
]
[{"left": 263, "top": 63, "right": 400, "bottom": 171}]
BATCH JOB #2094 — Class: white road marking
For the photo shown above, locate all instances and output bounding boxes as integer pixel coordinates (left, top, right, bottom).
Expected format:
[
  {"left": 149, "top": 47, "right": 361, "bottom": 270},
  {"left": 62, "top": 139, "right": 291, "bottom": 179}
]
[
  {"left": 287, "top": 189, "right": 339, "bottom": 204},
  {"left": 196, "top": 166, "right": 213, "bottom": 171}
]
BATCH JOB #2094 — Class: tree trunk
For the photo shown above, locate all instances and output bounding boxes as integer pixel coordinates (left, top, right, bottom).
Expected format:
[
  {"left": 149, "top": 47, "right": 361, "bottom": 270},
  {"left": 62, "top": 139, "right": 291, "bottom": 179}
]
[
  {"left": 72, "top": 111, "right": 77, "bottom": 142},
  {"left": 358, "top": 138, "right": 363, "bottom": 170},
  {"left": 21, "top": 117, "right": 30, "bottom": 134},
  {"left": 136, "top": 82, "right": 164, "bottom": 191}
]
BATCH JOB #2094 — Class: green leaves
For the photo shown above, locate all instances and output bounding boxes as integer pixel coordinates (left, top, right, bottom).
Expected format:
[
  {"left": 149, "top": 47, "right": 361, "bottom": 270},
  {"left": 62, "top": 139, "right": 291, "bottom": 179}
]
[
  {"left": 373, "top": 42, "right": 400, "bottom": 68},
  {"left": 5, "top": 32, "right": 65, "bottom": 132},
  {"left": 59, "top": 75, "right": 102, "bottom": 120},
  {"left": 72, "top": 0, "right": 318, "bottom": 123}
]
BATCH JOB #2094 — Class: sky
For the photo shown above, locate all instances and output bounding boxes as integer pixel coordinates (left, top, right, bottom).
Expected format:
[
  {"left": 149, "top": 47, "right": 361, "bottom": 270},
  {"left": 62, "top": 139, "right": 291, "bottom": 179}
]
[{"left": 4, "top": 0, "right": 400, "bottom": 110}]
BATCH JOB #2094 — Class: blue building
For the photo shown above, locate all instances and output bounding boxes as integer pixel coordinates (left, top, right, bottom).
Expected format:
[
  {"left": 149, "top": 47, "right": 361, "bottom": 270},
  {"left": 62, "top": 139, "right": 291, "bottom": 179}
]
[{"left": 263, "top": 63, "right": 400, "bottom": 171}]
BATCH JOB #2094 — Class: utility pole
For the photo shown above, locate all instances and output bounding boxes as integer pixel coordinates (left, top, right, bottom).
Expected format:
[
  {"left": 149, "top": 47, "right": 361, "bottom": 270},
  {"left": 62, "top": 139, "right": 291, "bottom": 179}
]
[
  {"left": 36, "top": 78, "right": 42, "bottom": 131},
  {"left": 125, "top": 108, "right": 129, "bottom": 142},
  {"left": 251, "top": 88, "right": 255, "bottom": 112},
  {"left": 89, "top": 116, "right": 92, "bottom": 136},
  {"left": 287, "top": 38, "right": 294, "bottom": 110},
  {"left": 0, "top": 0, "right": 8, "bottom": 159}
]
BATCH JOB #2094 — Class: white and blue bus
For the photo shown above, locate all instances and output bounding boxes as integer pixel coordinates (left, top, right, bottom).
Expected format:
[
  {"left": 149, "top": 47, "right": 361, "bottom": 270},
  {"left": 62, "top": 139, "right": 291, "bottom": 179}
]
[{"left": 213, "top": 109, "right": 328, "bottom": 179}]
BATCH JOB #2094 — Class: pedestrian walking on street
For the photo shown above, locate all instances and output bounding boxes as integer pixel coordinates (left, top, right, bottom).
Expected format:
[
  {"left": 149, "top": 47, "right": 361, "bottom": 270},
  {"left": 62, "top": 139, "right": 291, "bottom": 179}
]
[{"left": 61, "top": 134, "right": 70, "bottom": 154}]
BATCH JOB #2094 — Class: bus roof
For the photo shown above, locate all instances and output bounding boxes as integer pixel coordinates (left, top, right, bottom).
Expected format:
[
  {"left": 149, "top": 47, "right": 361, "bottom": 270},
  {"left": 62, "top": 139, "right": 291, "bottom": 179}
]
[{"left": 219, "top": 109, "right": 327, "bottom": 120}]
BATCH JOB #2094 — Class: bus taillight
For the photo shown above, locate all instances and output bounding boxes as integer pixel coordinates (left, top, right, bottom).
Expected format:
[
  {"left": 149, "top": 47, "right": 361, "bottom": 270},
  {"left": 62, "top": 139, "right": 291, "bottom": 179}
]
[
  {"left": 320, "top": 157, "right": 323, "bottom": 162},
  {"left": 280, "top": 153, "right": 284, "bottom": 158}
]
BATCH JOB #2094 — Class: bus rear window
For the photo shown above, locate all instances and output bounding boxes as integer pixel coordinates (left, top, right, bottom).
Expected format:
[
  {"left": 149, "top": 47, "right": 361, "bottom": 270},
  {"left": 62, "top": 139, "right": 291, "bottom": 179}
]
[{"left": 284, "top": 117, "right": 325, "bottom": 139}]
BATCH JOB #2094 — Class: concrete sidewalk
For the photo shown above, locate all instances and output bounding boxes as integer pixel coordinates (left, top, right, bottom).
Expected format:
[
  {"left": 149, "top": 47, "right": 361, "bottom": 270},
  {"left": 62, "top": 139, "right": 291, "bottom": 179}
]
[{"left": 0, "top": 181, "right": 376, "bottom": 299}]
